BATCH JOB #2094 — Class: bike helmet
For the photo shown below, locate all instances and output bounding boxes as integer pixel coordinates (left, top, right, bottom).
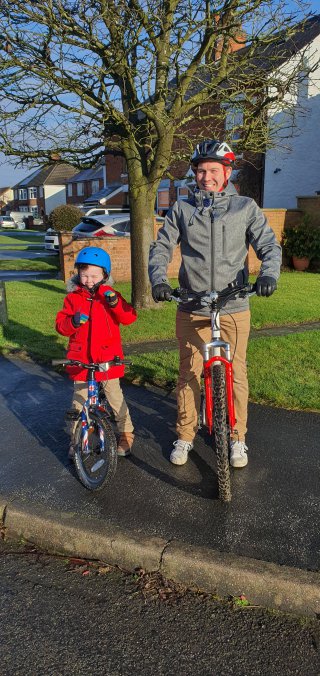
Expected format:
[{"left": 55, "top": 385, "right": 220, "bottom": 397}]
[
  {"left": 75, "top": 247, "right": 111, "bottom": 275},
  {"left": 191, "top": 139, "right": 236, "bottom": 167}
]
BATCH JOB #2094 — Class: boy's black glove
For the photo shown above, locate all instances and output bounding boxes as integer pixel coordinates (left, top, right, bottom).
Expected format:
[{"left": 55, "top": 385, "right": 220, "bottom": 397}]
[
  {"left": 256, "top": 276, "right": 277, "bottom": 297},
  {"left": 104, "top": 290, "right": 119, "bottom": 307},
  {"left": 72, "top": 311, "right": 89, "bottom": 327},
  {"left": 152, "top": 283, "right": 172, "bottom": 302}
]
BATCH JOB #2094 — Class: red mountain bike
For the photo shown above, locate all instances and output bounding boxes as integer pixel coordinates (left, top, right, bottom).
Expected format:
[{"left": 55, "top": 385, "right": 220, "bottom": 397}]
[{"left": 171, "top": 282, "right": 256, "bottom": 502}]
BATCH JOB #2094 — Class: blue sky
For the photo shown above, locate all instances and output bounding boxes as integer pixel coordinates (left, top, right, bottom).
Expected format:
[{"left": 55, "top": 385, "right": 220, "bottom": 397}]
[{"left": 1, "top": 0, "right": 319, "bottom": 189}]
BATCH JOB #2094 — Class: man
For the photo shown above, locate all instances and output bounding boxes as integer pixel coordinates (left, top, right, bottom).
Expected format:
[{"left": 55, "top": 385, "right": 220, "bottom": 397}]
[{"left": 148, "top": 139, "right": 281, "bottom": 468}]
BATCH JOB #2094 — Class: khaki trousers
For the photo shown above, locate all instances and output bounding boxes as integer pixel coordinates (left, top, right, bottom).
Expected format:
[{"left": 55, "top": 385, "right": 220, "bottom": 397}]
[
  {"left": 70, "top": 379, "right": 134, "bottom": 435},
  {"left": 176, "top": 310, "right": 251, "bottom": 443}
]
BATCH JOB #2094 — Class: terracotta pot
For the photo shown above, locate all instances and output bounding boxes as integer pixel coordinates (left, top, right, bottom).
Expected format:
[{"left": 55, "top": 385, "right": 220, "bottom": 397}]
[{"left": 292, "top": 256, "right": 310, "bottom": 271}]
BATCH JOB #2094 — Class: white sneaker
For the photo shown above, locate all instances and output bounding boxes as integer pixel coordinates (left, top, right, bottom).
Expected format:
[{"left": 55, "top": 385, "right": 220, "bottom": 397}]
[
  {"left": 170, "top": 439, "right": 193, "bottom": 466},
  {"left": 230, "top": 440, "right": 248, "bottom": 468}
]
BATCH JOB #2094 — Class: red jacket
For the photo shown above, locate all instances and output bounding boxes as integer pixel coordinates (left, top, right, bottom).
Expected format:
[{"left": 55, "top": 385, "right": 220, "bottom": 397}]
[{"left": 55, "top": 280, "right": 137, "bottom": 381}]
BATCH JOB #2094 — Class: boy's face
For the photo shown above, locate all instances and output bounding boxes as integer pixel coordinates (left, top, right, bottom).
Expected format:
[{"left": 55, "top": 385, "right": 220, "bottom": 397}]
[{"left": 78, "top": 264, "right": 104, "bottom": 289}]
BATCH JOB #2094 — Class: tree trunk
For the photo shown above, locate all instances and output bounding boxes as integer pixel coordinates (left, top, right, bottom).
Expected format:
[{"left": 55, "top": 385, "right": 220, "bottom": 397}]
[{"left": 129, "top": 182, "right": 158, "bottom": 309}]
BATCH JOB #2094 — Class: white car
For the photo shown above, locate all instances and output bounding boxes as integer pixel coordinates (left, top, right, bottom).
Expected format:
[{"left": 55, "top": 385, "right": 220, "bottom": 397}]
[
  {"left": 44, "top": 213, "right": 165, "bottom": 251},
  {"left": 44, "top": 209, "right": 131, "bottom": 252},
  {"left": 72, "top": 213, "right": 165, "bottom": 239},
  {"left": 72, "top": 214, "right": 132, "bottom": 239},
  {"left": 0, "top": 215, "right": 17, "bottom": 230},
  {"left": 44, "top": 227, "right": 60, "bottom": 252}
]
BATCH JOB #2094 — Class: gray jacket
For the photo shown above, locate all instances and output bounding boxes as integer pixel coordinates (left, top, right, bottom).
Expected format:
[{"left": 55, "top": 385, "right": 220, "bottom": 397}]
[{"left": 149, "top": 183, "right": 282, "bottom": 315}]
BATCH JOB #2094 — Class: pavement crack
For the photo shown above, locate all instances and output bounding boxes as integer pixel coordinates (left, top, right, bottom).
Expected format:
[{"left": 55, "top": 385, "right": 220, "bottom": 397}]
[{"left": 158, "top": 539, "right": 173, "bottom": 571}]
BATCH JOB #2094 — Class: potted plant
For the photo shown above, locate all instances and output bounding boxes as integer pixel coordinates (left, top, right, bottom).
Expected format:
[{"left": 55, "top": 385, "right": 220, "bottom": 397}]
[{"left": 283, "top": 215, "right": 320, "bottom": 271}]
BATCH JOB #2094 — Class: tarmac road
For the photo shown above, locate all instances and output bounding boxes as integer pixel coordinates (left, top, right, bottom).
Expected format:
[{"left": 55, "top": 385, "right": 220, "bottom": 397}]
[
  {"left": 1, "top": 540, "right": 319, "bottom": 676},
  {"left": 0, "top": 356, "right": 319, "bottom": 576}
]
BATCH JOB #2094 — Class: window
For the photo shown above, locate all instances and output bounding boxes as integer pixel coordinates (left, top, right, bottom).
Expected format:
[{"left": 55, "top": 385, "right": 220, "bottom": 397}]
[
  {"left": 19, "top": 206, "right": 30, "bottom": 213},
  {"left": 19, "top": 189, "right": 27, "bottom": 200},
  {"left": 91, "top": 180, "right": 99, "bottom": 194},
  {"left": 67, "top": 183, "right": 73, "bottom": 197},
  {"left": 39, "top": 186, "right": 44, "bottom": 198},
  {"left": 177, "top": 186, "right": 191, "bottom": 202},
  {"left": 14, "top": 189, "right": 18, "bottom": 200},
  {"left": 28, "top": 187, "right": 37, "bottom": 199},
  {"left": 31, "top": 206, "right": 39, "bottom": 216},
  {"left": 77, "top": 182, "right": 84, "bottom": 196},
  {"left": 157, "top": 189, "right": 169, "bottom": 210}
]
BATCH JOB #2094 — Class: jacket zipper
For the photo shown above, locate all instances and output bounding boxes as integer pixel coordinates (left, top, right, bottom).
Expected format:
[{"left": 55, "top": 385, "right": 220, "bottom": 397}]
[{"left": 211, "top": 210, "right": 215, "bottom": 290}]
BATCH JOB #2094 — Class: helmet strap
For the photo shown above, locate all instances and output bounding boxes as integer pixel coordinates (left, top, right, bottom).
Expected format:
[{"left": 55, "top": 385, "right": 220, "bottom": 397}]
[{"left": 219, "top": 165, "right": 229, "bottom": 191}]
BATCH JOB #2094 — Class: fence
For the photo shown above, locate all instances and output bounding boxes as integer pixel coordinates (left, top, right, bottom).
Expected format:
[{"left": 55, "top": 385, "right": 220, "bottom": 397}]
[{"left": 59, "top": 208, "right": 302, "bottom": 282}]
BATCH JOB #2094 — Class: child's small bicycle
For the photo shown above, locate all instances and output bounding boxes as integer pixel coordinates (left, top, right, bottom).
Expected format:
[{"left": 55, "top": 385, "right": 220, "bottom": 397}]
[
  {"left": 52, "top": 356, "right": 131, "bottom": 491},
  {"left": 170, "top": 281, "right": 257, "bottom": 503}
]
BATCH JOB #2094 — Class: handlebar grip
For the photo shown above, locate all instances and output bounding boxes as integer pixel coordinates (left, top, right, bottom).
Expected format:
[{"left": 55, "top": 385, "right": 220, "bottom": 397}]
[{"left": 52, "top": 359, "right": 69, "bottom": 366}]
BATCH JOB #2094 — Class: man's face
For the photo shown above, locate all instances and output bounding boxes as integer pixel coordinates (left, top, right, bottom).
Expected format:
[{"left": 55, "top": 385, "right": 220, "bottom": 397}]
[{"left": 195, "top": 160, "right": 232, "bottom": 192}]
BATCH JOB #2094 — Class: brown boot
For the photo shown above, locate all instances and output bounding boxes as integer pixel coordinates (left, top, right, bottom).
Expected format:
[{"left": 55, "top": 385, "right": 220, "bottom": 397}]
[{"left": 117, "top": 432, "right": 134, "bottom": 457}]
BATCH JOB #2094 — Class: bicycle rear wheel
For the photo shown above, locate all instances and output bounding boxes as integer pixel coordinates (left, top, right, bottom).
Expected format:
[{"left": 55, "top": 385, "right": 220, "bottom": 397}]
[
  {"left": 73, "top": 411, "right": 117, "bottom": 491},
  {"left": 212, "top": 364, "right": 231, "bottom": 502}
]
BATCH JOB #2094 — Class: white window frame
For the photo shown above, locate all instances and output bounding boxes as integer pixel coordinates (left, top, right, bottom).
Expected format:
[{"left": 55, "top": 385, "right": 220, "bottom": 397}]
[
  {"left": 28, "top": 187, "right": 37, "bottom": 199},
  {"left": 77, "top": 182, "right": 84, "bottom": 196},
  {"left": 67, "top": 183, "right": 73, "bottom": 197},
  {"left": 19, "top": 188, "right": 28, "bottom": 200},
  {"left": 91, "top": 180, "right": 100, "bottom": 194}
]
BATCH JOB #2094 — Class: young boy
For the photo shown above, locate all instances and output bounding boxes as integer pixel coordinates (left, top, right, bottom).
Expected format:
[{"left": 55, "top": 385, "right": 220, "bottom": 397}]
[{"left": 56, "top": 246, "right": 137, "bottom": 459}]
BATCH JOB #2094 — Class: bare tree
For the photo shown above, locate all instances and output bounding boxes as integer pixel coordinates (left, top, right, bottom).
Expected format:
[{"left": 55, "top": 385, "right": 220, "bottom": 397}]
[{"left": 0, "top": 1, "right": 316, "bottom": 307}]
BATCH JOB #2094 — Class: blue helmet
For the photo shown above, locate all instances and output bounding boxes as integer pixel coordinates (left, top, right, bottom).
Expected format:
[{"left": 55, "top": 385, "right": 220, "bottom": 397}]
[{"left": 75, "top": 247, "right": 111, "bottom": 275}]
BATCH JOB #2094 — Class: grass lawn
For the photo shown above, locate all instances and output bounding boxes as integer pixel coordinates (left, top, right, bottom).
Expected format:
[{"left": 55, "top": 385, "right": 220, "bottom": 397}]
[
  {"left": 0, "top": 233, "right": 45, "bottom": 248},
  {"left": 0, "top": 257, "right": 60, "bottom": 271},
  {"left": 124, "top": 331, "right": 320, "bottom": 412},
  {"left": 0, "top": 272, "right": 319, "bottom": 411}
]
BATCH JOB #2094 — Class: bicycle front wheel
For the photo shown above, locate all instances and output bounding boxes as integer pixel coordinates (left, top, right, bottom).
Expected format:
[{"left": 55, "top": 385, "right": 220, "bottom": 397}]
[
  {"left": 73, "top": 411, "right": 117, "bottom": 491},
  {"left": 212, "top": 364, "right": 231, "bottom": 502}
]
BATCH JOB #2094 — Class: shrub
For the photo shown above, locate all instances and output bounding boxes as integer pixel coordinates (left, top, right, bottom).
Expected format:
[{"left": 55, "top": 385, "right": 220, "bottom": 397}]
[
  {"left": 48, "top": 204, "right": 83, "bottom": 232},
  {"left": 283, "top": 215, "right": 320, "bottom": 260}
]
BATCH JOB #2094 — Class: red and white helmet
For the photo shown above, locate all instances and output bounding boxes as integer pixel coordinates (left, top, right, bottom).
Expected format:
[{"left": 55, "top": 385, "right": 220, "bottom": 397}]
[{"left": 191, "top": 139, "right": 236, "bottom": 167}]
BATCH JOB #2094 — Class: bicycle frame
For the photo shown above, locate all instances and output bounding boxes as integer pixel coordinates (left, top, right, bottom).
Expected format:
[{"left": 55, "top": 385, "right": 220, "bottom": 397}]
[
  {"left": 202, "top": 305, "right": 236, "bottom": 435},
  {"left": 171, "top": 283, "right": 255, "bottom": 437},
  {"left": 81, "top": 367, "right": 105, "bottom": 457}
]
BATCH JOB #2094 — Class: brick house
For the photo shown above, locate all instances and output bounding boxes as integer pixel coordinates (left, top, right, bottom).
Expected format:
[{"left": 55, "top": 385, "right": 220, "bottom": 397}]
[
  {"left": 0, "top": 186, "right": 14, "bottom": 212},
  {"left": 12, "top": 163, "right": 78, "bottom": 219},
  {"left": 262, "top": 15, "right": 320, "bottom": 208}
]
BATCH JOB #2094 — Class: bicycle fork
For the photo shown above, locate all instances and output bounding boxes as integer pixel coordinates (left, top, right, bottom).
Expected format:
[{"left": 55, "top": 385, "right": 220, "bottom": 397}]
[
  {"left": 202, "top": 310, "right": 236, "bottom": 435},
  {"left": 81, "top": 377, "right": 105, "bottom": 455}
]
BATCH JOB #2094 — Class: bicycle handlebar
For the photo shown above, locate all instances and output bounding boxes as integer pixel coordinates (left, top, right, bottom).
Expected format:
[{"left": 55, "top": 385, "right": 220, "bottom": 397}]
[
  {"left": 169, "top": 282, "right": 257, "bottom": 308},
  {"left": 52, "top": 356, "right": 132, "bottom": 369}
]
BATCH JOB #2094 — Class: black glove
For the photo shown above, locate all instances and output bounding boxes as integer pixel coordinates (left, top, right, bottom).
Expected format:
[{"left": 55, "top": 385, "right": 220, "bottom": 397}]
[
  {"left": 256, "top": 276, "right": 277, "bottom": 297},
  {"left": 104, "top": 290, "right": 119, "bottom": 307},
  {"left": 152, "top": 283, "right": 172, "bottom": 302},
  {"left": 72, "top": 311, "right": 89, "bottom": 327}
]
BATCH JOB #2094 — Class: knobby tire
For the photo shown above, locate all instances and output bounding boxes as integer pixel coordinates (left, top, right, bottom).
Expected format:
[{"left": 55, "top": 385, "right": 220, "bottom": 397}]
[
  {"left": 212, "top": 364, "right": 231, "bottom": 502},
  {"left": 73, "top": 410, "right": 117, "bottom": 491}
]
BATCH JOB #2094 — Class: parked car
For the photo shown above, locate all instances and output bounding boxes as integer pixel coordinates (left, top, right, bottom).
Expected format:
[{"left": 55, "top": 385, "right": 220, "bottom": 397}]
[
  {"left": 44, "top": 227, "right": 60, "bottom": 252},
  {"left": 84, "top": 207, "right": 130, "bottom": 217},
  {"left": 72, "top": 213, "right": 165, "bottom": 239},
  {"left": 0, "top": 215, "right": 16, "bottom": 230},
  {"left": 44, "top": 213, "right": 165, "bottom": 251},
  {"left": 72, "top": 214, "right": 132, "bottom": 239},
  {"left": 44, "top": 209, "right": 131, "bottom": 251}
]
